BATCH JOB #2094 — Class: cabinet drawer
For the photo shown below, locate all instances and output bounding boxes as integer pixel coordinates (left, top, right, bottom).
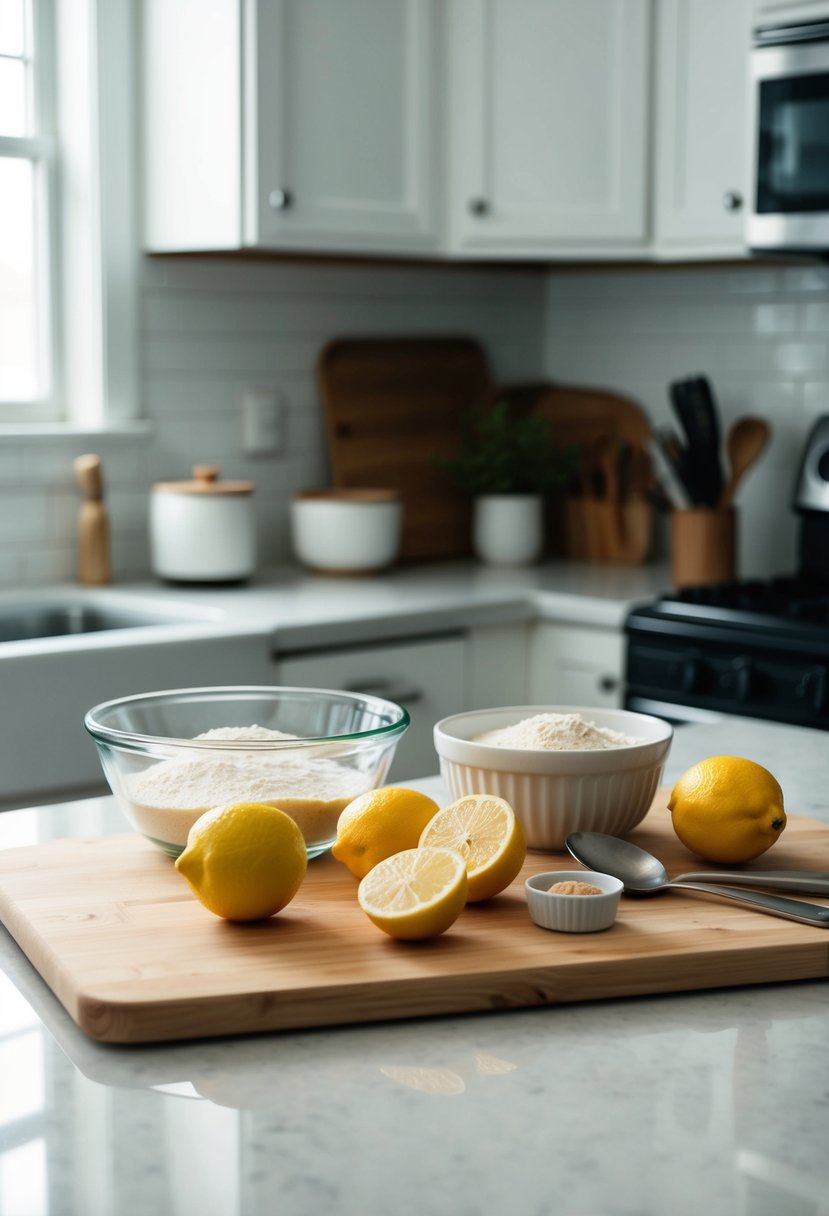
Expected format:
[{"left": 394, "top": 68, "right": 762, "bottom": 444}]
[
  {"left": 528, "top": 623, "right": 624, "bottom": 708},
  {"left": 275, "top": 635, "right": 466, "bottom": 781}
]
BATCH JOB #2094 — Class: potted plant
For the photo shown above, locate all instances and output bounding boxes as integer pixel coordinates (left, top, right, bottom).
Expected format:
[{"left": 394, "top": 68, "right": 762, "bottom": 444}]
[{"left": 437, "top": 399, "right": 574, "bottom": 566}]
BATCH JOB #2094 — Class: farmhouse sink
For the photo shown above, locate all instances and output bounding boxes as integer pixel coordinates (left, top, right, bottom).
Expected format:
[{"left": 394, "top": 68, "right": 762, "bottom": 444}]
[{"left": 0, "top": 601, "right": 209, "bottom": 643}]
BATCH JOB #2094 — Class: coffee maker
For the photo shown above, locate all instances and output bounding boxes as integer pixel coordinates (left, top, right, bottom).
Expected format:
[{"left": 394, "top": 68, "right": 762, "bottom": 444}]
[{"left": 793, "top": 415, "right": 829, "bottom": 584}]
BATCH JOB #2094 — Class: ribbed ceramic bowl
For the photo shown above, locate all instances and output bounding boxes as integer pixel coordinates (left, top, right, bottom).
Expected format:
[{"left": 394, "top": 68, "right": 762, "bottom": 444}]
[
  {"left": 85, "top": 686, "right": 409, "bottom": 860},
  {"left": 525, "top": 870, "right": 623, "bottom": 933},
  {"left": 433, "top": 705, "right": 673, "bottom": 851}
]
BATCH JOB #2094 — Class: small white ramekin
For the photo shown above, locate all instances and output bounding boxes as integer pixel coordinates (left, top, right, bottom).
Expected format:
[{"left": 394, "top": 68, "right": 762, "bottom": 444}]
[{"left": 525, "top": 870, "right": 623, "bottom": 933}]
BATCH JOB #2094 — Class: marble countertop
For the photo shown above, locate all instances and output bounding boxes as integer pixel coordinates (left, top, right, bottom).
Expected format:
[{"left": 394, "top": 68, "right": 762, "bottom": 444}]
[
  {"left": 0, "top": 718, "right": 827, "bottom": 1216},
  {"left": 0, "top": 559, "right": 671, "bottom": 659}
]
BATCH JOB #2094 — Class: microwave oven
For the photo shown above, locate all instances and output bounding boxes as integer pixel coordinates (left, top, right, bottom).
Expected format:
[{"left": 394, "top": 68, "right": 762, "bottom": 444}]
[{"left": 748, "top": 18, "right": 829, "bottom": 252}]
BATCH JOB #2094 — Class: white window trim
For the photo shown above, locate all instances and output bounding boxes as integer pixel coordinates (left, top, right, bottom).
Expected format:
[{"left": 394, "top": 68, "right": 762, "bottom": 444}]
[
  {"left": 0, "top": 0, "right": 59, "bottom": 423},
  {"left": 54, "top": 0, "right": 139, "bottom": 429},
  {"left": 0, "top": 0, "right": 140, "bottom": 434}
]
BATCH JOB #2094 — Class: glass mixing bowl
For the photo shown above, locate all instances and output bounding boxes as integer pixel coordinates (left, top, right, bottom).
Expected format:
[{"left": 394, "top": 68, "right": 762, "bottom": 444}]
[{"left": 84, "top": 685, "right": 410, "bottom": 859}]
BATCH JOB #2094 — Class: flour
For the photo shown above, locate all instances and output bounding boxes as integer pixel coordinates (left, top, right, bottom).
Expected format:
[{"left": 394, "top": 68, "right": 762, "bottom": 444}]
[
  {"left": 126, "top": 725, "right": 370, "bottom": 849},
  {"left": 473, "top": 712, "right": 638, "bottom": 751}
]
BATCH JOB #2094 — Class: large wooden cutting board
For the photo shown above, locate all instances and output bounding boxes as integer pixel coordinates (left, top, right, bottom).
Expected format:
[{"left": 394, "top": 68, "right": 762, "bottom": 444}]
[
  {"left": 317, "top": 336, "right": 493, "bottom": 561},
  {"left": 0, "top": 798, "right": 827, "bottom": 1045}
]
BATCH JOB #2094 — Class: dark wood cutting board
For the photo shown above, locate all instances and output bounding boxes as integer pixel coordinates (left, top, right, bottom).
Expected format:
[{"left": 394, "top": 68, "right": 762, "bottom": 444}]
[
  {"left": 317, "top": 336, "right": 493, "bottom": 561},
  {"left": 0, "top": 796, "right": 827, "bottom": 1044}
]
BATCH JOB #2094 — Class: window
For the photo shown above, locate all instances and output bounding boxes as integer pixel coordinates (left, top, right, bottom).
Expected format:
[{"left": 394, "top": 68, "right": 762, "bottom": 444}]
[{"left": 0, "top": 0, "right": 56, "bottom": 420}]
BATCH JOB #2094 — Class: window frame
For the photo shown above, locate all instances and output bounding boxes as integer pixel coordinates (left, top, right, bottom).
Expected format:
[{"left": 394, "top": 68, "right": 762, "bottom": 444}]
[{"left": 0, "top": 0, "right": 60, "bottom": 423}]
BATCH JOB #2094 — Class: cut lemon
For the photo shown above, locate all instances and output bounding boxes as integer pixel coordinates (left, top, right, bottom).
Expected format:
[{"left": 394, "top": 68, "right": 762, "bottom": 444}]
[
  {"left": 357, "top": 847, "right": 468, "bottom": 940},
  {"left": 417, "top": 794, "right": 526, "bottom": 902}
]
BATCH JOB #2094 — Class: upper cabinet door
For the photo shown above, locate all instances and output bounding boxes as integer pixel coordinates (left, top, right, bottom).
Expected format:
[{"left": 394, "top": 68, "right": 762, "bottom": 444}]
[
  {"left": 653, "top": 0, "right": 751, "bottom": 253},
  {"left": 248, "top": 0, "right": 440, "bottom": 253},
  {"left": 448, "top": 0, "right": 651, "bottom": 255}
]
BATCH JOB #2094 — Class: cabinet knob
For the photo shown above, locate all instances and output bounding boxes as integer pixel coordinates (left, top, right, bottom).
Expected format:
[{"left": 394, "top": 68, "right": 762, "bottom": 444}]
[
  {"left": 268, "top": 188, "right": 293, "bottom": 212},
  {"left": 468, "top": 197, "right": 490, "bottom": 217},
  {"left": 599, "top": 675, "right": 619, "bottom": 694},
  {"left": 723, "top": 190, "right": 743, "bottom": 212}
]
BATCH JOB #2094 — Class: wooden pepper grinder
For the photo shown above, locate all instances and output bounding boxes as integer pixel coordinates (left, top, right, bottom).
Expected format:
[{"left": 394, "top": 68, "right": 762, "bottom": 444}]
[{"left": 74, "top": 453, "right": 111, "bottom": 585}]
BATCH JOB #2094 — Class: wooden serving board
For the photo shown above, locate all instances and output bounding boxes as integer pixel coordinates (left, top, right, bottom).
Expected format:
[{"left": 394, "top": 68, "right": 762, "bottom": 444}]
[
  {"left": 0, "top": 799, "right": 827, "bottom": 1044},
  {"left": 316, "top": 336, "right": 493, "bottom": 561}
]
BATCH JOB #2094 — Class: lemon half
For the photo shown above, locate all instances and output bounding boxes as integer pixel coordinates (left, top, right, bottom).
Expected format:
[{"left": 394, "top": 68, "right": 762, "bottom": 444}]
[
  {"left": 357, "top": 846, "right": 468, "bottom": 940},
  {"left": 417, "top": 793, "right": 526, "bottom": 902}
]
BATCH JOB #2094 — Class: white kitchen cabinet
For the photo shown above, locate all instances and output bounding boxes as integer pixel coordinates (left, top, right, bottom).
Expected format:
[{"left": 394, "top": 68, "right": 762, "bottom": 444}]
[
  {"left": 446, "top": 0, "right": 652, "bottom": 257},
  {"left": 274, "top": 634, "right": 467, "bottom": 782},
  {"left": 527, "top": 622, "right": 624, "bottom": 708},
  {"left": 142, "top": 0, "right": 440, "bottom": 255},
  {"left": 653, "top": 0, "right": 752, "bottom": 256}
]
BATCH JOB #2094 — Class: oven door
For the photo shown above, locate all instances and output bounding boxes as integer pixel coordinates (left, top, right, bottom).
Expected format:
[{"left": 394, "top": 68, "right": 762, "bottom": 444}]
[{"left": 748, "top": 24, "right": 829, "bottom": 251}]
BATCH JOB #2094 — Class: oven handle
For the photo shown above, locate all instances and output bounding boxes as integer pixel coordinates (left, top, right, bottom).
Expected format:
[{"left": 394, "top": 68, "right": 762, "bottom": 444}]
[
  {"left": 624, "top": 695, "right": 724, "bottom": 727},
  {"left": 754, "top": 20, "right": 829, "bottom": 48}
]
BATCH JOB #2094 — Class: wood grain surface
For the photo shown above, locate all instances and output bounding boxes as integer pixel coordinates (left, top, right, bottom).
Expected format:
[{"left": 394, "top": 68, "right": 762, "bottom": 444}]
[
  {"left": 317, "top": 336, "right": 492, "bottom": 561},
  {"left": 0, "top": 796, "right": 827, "bottom": 1044}
]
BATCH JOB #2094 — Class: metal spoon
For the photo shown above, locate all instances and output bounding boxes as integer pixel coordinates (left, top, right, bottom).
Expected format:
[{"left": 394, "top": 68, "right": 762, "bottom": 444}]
[
  {"left": 719, "top": 416, "right": 770, "bottom": 508},
  {"left": 565, "top": 832, "right": 829, "bottom": 928}
]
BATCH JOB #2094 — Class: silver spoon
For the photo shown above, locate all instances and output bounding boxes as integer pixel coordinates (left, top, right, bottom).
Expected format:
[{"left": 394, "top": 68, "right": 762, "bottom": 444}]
[{"left": 565, "top": 832, "right": 829, "bottom": 928}]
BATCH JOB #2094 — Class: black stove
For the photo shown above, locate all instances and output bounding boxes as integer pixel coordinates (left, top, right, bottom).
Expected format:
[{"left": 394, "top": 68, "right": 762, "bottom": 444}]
[
  {"left": 624, "top": 576, "right": 829, "bottom": 729},
  {"left": 624, "top": 416, "right": 829, "bottom": 730}
]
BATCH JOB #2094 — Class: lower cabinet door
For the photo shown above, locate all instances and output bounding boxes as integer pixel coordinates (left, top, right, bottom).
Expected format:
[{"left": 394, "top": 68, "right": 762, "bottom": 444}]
[{"left": 275, "top": 634, "right": 467, "bottom": 782}]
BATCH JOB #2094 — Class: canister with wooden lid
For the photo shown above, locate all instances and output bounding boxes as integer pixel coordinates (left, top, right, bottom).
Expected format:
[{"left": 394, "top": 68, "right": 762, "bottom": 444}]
[{"left": 150, "top": 465, "right": 256, "bottom": 583}]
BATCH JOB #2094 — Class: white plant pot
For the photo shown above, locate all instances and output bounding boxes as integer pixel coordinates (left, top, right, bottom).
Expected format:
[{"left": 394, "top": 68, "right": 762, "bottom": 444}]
[{"left": 472, "top": 494, "right": 544, "bottom": 566}]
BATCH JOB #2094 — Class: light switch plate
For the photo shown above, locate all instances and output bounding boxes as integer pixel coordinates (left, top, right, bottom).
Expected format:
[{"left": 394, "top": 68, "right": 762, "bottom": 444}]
[{"left": 241, "top": 387, "right": 284, "bottom": 455}]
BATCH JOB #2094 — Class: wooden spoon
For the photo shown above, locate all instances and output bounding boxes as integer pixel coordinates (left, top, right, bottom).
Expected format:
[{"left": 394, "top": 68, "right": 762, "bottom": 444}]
[{"left": 719, "top": 417, "right": 770, "bottom": 508}]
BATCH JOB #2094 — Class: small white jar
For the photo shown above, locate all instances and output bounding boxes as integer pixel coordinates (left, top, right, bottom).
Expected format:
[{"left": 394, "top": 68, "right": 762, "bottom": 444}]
[
  {"left": 150, "top": 465, "right": 256, "bottom": 583},
  {"left": 290, "top": 488, "right": 402, "bottom": 574}
]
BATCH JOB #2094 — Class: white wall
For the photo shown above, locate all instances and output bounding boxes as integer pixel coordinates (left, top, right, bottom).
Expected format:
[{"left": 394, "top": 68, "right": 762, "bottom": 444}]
[
  {"left": 0, "top": 258, "right": 546, "bottom": 586},
  {"left": 543, "top": 260, "right": 829, "bottom": 578}
]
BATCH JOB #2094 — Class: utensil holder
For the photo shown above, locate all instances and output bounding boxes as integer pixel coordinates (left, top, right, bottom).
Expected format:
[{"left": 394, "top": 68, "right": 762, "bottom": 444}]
[
  {"left": 671, "top": 507, "right": 736, "bottom": 588},
  {"left": 562, "top": 495, "right": 653, "bottom": 565}
]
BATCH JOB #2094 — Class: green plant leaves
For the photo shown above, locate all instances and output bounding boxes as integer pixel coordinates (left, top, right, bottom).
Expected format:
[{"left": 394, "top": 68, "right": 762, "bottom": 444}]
[{"left": 435, "top": 400, "right": 575, "bottom": 496}]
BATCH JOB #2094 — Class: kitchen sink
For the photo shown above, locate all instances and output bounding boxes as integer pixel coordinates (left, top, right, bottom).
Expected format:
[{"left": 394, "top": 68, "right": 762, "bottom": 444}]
[{"left": 0, "top": 601, "right": 211, "bottom": 643}]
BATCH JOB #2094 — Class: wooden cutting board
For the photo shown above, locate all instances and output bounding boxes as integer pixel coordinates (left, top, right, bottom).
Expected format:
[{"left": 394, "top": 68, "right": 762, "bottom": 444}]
[
  {"left": 317, "top": 336, "right": 493, "bottom": 561},
  {"left": 1, "top": 798, "right": 827, "bottom": 1044}
]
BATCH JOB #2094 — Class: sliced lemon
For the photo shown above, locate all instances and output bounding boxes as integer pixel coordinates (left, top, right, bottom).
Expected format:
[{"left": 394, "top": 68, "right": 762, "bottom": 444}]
[
  {"left": 417, "top": 794, "right": 526, "bottom": 902},
  {"left": 357, "top": 846, "right": 468, "bottom": 940}
]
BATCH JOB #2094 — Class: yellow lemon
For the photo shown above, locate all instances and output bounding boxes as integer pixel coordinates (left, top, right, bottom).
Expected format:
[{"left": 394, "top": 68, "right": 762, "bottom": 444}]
[
  {"left": 417, "top": 793, "right": 526, "bottom": 902},
  {"left": 331, "top": 786, "right": 440, "bottom": 879},
  {"left": 357, "top": 846, "right": 468, "bottom": 940},
  {"left": 175, "top": 801, "right": 307, "bottom": 921},
  {"left": 668, "top": 756, "right": 786, "bottom": 864}
]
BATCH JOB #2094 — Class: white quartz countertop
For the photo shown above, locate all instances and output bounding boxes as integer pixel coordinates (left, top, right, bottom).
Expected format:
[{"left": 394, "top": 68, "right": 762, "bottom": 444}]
[
  {"left": 0, "top": 559, "right": 671, "bottom": 658},
  {"left": 0, "top": 718, "right": 827, "bottom": 1216}
]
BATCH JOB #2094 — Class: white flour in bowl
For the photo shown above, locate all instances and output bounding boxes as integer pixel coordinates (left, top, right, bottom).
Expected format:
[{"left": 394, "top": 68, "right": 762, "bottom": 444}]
[
  {"left": 125, "top": 726, "right": 371, "bottom": 849},
  {"left": 473, "top": 712, "right": 638, "bottom": 751}
]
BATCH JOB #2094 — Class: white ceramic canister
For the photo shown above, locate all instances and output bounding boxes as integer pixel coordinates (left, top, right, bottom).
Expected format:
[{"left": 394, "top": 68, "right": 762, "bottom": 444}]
[{"left": 150, "top": 465, "right": 256, "bottom": 582}]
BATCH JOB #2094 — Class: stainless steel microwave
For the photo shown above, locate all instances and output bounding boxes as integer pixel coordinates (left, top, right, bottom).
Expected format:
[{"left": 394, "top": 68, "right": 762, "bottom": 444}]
[{"left": 748, "top": 18, "right": 829, "bottom": 252}]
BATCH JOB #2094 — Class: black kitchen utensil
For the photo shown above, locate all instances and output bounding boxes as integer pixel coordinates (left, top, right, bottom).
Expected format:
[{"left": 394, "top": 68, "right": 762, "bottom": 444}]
[{"left": 668, "top": 375, "right": 725, "bottom": 507}]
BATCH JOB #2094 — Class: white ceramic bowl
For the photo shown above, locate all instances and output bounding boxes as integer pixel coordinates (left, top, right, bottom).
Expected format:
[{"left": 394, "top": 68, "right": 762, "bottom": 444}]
[
  {"left": 433, "top": 705, "right": 673, "bottom": 851},
  {"left": 525, "top": 869, "right": 623, "bottom": 932},
  {"left": 290, "top": 489, "right": 403, "bottom": 574}
]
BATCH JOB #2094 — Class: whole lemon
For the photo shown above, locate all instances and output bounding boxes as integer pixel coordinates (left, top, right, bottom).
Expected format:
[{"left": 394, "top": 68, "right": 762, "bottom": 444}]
[
  {"left": 331, "top": 786, "right": 440, "bottom": 879},
  {"left": 668, "top": 756, "right": 786, "bottom": 864},
  {"left": 175, "top": 801, "right": 307, "bottom": 921}
]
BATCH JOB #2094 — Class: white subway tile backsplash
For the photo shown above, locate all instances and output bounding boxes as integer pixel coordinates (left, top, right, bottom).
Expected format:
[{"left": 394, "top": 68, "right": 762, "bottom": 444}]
[{"left": 3, "top": 255, "right": 827, "bottom": 586}]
